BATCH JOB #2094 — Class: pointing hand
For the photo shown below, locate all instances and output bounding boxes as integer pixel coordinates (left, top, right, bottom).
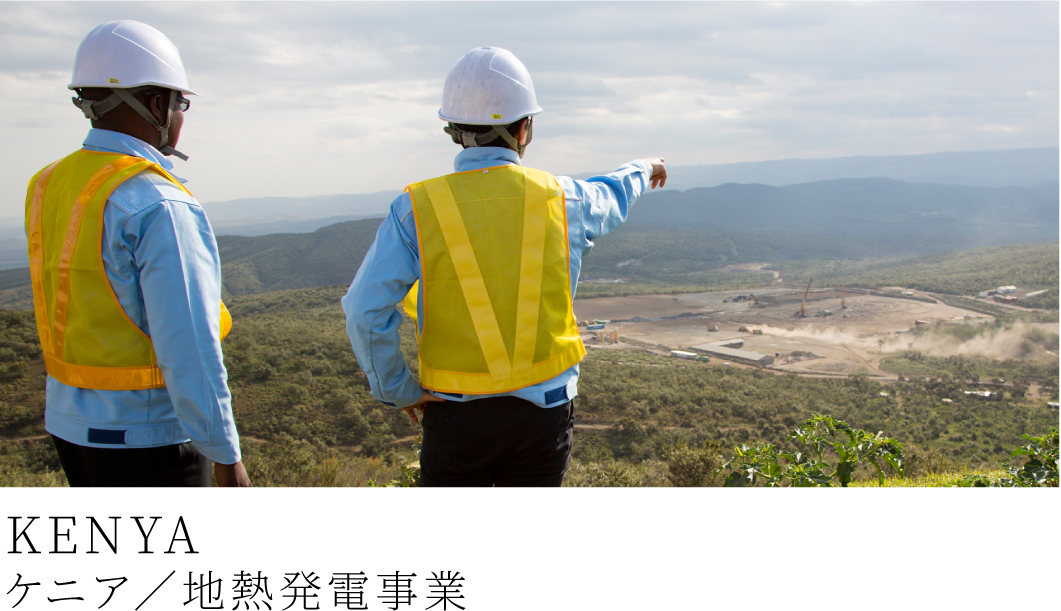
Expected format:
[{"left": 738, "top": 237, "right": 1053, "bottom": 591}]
[{"left": 645, "top": 157, "right": 667, "bottom": 189}]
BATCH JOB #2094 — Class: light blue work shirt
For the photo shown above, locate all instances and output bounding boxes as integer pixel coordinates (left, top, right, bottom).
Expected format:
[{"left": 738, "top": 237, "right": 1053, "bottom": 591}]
[
  {"left": 342, "top": 147, "right": 652, "bottom": 409},
  {"left": 40, "top": 129, "right": 240, "bottom": 464}
]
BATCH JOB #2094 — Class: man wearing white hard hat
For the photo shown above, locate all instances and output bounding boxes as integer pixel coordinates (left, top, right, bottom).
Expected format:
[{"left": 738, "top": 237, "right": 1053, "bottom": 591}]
[
  {"left": 25, "top": 21, "right": 248, "bottom": 486},
  {"left": 344, "top": 47, "right": 666, "bottom": 486}
]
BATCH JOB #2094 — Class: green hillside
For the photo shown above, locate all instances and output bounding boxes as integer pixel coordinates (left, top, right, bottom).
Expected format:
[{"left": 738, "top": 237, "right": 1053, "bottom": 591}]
[
  {"left": 214, "top": 217, "right": 923, "bottom": 299},
  {"left": 2, "top": 284, "right": 1057, "bottom": 486},
  {"left": 217, "top": 218, "right": 384, "bottom": 297},
  {"left": 1, "top": 226, "right": 1054, "bottom": 307},
  {"left": 771, "top": 242, "right": 1059, "bottom": 307}
]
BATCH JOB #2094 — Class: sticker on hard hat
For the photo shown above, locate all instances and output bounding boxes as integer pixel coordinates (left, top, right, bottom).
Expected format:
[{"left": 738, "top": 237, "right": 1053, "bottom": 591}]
[
  {"left": 491, "top": 113, "right": 503, "bottom": 120},
  {"left": 108, "top": 78, "right": 121, "bottom": 84}
]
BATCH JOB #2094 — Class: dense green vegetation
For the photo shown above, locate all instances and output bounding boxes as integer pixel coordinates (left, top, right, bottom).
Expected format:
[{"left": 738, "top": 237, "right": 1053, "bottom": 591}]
[
  {"left": 579, "top": 225, "right": 910, "bottom": 277},
  {"left": 1, "top": 282, "right": 1056, "bottom": 486},
  {"left": 0, "top": 216, "right": 1054, "bottom": 309},
  {"left": 217, "top": 218, "right": 384, "bottom": 297}
]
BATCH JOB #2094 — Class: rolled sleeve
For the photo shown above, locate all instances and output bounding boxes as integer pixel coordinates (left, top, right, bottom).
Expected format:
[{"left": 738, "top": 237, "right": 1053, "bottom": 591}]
[
  {"left": 561, "top": 160, "right": 652, "bottom": 243},
  {"left": 128, "top": 199, "right": 241, "bottom": 464},
  {"left": 342, "top": 194, "right": 424, "bottom": 408}
]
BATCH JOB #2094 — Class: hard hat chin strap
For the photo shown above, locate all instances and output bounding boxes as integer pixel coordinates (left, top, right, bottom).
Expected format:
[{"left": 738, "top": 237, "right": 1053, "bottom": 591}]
[
  {"left": 110, "top": 89, "right": 189, "bottom": 161},
  {"left": 72, "top": 88, "right": 189, "bottom": 161},
  {"left": 72, "top": 94, "right": 123, "bottom": 121},
  {"left": 444, "top": 117, "right": 532, "bottom": 158}
]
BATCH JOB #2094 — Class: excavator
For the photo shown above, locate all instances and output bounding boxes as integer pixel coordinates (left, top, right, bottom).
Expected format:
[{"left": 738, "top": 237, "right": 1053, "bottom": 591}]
[{"left": 793, "top": 277, "right": 812, "bottom": 318}]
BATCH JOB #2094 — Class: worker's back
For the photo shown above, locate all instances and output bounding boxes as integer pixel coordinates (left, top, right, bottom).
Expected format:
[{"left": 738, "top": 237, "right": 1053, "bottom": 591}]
[
  {"left": 405, "top": 165, "right": 584, "bottom": 395},
  {"left": 343, "top": 46, "right": 667, "bottom": 487}
]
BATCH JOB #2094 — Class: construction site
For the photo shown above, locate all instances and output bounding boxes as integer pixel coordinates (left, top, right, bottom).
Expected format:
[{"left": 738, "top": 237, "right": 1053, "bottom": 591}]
[{"left": 573, "top": 281, "right": 1016, "bottom": 380}]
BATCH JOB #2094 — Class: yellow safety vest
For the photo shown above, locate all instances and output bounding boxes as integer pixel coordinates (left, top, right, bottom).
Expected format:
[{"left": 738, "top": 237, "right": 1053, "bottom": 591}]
[
  {"left": 405, "top": 164, "right": 585, "bottom": 394},
  {"left": 25, "top": 150, "right": 231, "bottom": 391}
]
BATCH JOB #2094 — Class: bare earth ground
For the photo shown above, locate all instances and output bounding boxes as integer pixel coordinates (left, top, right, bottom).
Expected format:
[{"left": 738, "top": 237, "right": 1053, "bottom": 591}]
[{"left": 574, "top": 286, "right": 1010, "bottom": 380}]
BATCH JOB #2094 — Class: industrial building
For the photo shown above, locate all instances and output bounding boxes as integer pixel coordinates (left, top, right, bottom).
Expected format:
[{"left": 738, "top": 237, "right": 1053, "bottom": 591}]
[{"left": 690, "top": 340, "right": 775, "bottom": 367}]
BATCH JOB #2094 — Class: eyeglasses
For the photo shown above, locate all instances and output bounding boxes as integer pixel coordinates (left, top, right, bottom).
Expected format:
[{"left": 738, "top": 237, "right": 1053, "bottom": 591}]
[{"left": 174, "top": 94, "right": 190, "bottom": 112}]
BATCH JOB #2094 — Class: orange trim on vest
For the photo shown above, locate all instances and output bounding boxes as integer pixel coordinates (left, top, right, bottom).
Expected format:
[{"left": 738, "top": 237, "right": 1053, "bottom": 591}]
[
  {"left": 43, "top": 353, "right": 166, "bottom": 391},
  {"left": 53, "top": 156, "right": 152, "bottom": 357},
  {"left": 27, "top": 150, "right": 231, "bottom": 390},
  {"left": 28, "top": 160, "right": 61, "bottom": 356}
]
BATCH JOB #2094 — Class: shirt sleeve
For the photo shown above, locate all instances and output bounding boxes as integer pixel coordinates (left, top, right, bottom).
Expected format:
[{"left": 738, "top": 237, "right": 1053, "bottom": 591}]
[
  {"left": 122, "top": 198, "right": 241, "bottom": 464},
  {"left": 341, "top": 194, "right": 424, "bottom": 408},
  {"left": 560, "top": 160, "right": 653, "bottom": 247}
]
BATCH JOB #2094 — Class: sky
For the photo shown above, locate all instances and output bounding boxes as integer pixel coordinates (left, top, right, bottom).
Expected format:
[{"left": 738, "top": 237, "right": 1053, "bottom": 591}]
[{"left": 0, "top": 1, "right": 1057, "bottom": 218}]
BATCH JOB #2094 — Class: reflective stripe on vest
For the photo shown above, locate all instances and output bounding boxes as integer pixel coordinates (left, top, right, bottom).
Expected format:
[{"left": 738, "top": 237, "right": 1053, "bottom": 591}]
[
  {"left": 25, "top": 150, "right": 231, "bottom": 391},
  {"left": 406, "top": 165, "right": 585, "bottom": 394}
]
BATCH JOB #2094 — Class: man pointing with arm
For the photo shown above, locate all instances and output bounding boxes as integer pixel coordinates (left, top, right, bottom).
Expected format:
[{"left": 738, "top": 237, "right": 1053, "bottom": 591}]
[
  {"left": 343, "top": 46, "right": 666, "bottom": 486},
  {"left": 26, "top": 21, "right": 248, "bottom": 486}
]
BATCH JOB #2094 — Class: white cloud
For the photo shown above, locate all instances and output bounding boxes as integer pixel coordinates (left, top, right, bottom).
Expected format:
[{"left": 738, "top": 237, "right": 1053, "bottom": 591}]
[{"left": 0, "top": 1, "right": 1056, "bottom": 217}]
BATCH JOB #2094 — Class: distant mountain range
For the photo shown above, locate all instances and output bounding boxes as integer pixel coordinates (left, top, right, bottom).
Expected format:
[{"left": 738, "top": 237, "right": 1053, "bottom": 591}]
[
  {"left": 626, "top": 177, "right": 1059, "bottom": 241},
  {"left": 0, "top": 147, "right": 1055, "bottom": 276},
  {"left": 0, "top": 169, "right": 1056, "bottom": 305},
  {"left": 203, "top": 191, "right": 401, "bottom": 236},
  {"left": 577, "top": 147, "right": 1060, "bottom": 191}
]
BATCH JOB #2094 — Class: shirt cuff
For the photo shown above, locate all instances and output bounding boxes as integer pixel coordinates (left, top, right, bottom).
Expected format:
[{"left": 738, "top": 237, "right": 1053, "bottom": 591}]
[
  {"left": 391, "top": 381, "right": 426, "bottom": 409},
  {"left": 194, "top": 443, "right": 242, "bottom": 465}
]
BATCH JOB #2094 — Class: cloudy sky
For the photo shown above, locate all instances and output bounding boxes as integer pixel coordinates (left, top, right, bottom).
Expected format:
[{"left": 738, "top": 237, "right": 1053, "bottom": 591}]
[{"left": 0, "top": 1, "right": 1056, "bottom": 218}]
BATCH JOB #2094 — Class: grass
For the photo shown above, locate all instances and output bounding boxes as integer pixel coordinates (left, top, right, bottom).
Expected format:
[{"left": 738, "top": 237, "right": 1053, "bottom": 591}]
[{"left": 849, "top": 469, "right": 1010, "bottom": 487}]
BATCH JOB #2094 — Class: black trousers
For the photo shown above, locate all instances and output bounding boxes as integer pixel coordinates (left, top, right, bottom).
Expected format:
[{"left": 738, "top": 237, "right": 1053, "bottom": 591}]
[
  {"left": 419, "top": 396, "right": 574, "bottom": 487},
  {"left": 52, "top": 435, "right": 212, "bottom": 487}
]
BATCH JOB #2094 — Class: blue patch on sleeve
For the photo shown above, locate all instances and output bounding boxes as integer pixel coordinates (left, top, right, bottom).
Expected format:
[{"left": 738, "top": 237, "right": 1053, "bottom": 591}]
[
  {"left": 87, "top": 428, "right": 126, "bottom": 445},
  {"left": 544, "top": 385, "right": 568, "bottom": 406}
]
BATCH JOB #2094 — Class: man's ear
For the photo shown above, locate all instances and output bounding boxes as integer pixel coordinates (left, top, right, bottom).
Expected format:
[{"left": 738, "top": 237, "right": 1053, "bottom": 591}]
[
  {"left": 517, "top": 118, "right": 529, "bottom": 146},
  {"left": 147, "top": 93, "right": 165, "bottom": 123}
]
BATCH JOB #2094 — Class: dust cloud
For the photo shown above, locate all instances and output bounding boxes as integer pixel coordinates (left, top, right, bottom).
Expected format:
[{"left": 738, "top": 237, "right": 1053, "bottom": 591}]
[
  {"left": 757, "top": 321, "right": 1059, "bottom": 362},
  {"left": 882, "top": 322, "right": 1058, "bottom": 361}
]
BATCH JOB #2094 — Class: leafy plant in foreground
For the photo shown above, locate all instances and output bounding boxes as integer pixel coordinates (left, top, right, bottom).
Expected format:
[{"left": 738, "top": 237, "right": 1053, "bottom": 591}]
[
  {"left": 719, "top": 415, "right": 905, "bottom": 487},
  {"left": 953, "top": 428, "right": 1058, "bottom": 487}
]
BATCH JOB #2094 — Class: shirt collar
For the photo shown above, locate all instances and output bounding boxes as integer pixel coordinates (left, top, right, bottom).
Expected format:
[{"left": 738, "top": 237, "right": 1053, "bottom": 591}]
[
  {"left": 453, "top": 147, "right": 521, "bottom": 173},
  {"left": 82, "top": 128, "right": 180, "bottom": 177}
]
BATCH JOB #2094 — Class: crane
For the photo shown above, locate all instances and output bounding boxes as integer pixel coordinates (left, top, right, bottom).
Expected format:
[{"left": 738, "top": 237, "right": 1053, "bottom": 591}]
[{"left": 794, "top": 277, "right": 812, "bottom": 318}]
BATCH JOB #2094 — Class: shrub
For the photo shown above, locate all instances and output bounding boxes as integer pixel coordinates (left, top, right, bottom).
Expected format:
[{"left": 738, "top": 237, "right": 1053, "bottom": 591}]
[
  {"left": 664, "top": 439, "right": 724, "bottom": 487},
  {"left": 719, "top": 415, "right": 905, "bottom": 487}
]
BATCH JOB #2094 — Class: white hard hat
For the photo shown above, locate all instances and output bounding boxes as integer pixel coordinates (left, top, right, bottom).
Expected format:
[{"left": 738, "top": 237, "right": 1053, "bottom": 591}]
[
  {"left": 439, "top": 47, "right": 541, "bottom": 125},
  {"left": 69, "top": 20, "right": 197, "bottom": 95}
]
